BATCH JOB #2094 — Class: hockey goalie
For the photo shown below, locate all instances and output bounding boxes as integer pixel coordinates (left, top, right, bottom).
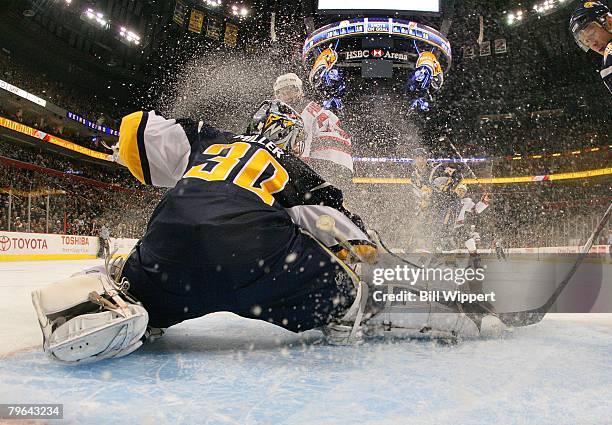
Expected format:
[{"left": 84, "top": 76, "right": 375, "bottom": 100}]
[{"left": 32, "top": 100, "right": 505, "bottom": 364}]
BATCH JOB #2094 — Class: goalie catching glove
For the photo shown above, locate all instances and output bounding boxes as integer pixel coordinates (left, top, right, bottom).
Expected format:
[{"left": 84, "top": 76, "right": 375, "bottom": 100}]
[{"left": 31, "top": 274, "right": 148, "bottom": 364}]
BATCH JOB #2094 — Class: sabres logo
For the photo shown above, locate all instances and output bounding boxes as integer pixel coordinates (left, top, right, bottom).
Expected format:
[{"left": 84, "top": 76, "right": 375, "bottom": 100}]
[
  {"left": 583, "top": 2, "right": 597, "bottom": 8},
  {"left": 309, "top": 43, "right": 339, "bottom": 86},
  {"left": 416, "top": 51, "right": 443, "bottom": 76},
  {"left": 264, "top": 114, "right": 296, "bottom": 129},
  {"left": 261, "top": 114, "right": 296, "bottom": 139}
]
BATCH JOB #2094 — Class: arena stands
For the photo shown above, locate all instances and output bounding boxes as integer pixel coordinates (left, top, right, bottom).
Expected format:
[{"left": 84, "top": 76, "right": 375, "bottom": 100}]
[
  {"left": 0, "top": 52, "right": 124, "bottom": 128},
  {"left": 0, "top": 142, "right": 161, "bottom": 238}
]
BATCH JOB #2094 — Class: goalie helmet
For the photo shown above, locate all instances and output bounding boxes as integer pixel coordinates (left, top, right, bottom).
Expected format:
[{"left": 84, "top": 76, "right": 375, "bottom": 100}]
[
  {"left": 570, "top": 1, "right": 612, "bottom": 51},
  {"left": 247, "top": 100, "right": 305, "bottom": 153}
]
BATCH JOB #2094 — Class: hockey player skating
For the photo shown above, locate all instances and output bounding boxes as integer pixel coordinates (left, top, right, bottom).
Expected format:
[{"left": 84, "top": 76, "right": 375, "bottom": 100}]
[
  {"left": 406, "top": 148, "right": 470, "bottom": 253},
  {"left": 570, "top": 1, "right": 612, "bottom": 93},
  {"left": 452, "top": 184, "right": 490, "bottom": 269},
  {"left": 406, "top": 147, "right": 435, "bottom": 250},
  {"left": 427, "top": 161, "right": 466, "bottom": 252},
  {"left": 408, "top": 147, "right": 434, "bottom": 211}
]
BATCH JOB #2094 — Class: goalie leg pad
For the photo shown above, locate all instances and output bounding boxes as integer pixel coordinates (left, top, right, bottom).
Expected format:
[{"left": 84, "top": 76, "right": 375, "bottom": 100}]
[
  {"left": 323, "top": 280, "right": 368, "bottom": 345},
  {"left": 31, "top": 274, "right": 148, "bottom": 364},
  {"left": 364, "top": 311, "right": 482, "bottom": 339}
]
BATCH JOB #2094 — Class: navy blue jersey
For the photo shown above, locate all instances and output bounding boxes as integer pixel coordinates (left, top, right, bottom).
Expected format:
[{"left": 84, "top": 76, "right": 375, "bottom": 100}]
[
  {"left": 430, "top": 163, "right": 464, "bottom": 193},
  {"left": 117, "top": 111, "right": 371, "bottom": 267},
  {"left": 116, "top": 111, "right": 364, "bottom": 330},
  {"left": 145, "top": 124, "right": 351, "bottom": 266}
]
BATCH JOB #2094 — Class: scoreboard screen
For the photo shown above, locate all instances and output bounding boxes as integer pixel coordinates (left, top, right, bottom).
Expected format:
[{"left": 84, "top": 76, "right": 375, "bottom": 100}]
[{"left": 317, "top": 0, "right": 440, "bottom": 13}]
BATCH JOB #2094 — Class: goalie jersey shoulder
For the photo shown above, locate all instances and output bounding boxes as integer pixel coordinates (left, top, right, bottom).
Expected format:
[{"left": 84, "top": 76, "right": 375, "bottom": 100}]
[
  {"left": 118, "top": 110, "right": 250, "bottom": 187},
  {"left": 118, "top": 110, "right": 345, "bottom": 208},
  {"left": 119, "top": 111, "right": 195, "bottom": 187}
]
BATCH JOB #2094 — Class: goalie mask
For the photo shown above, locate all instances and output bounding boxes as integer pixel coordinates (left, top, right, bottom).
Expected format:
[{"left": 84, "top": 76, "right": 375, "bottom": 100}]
[{"left": 247, "top": 100, "right": 305, "bottom": 154}]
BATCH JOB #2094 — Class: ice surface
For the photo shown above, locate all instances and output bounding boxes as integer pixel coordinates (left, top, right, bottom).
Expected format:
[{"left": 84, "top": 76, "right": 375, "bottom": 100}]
[{"left": 1, "top": 260, "right": 611, "bottom": 424}]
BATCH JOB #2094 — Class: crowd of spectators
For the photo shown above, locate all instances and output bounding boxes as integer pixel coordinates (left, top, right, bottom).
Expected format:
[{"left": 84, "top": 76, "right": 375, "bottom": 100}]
[
  {"left": 1, "top": 136, "right": 608, "bottom": 247},
  {"left": 353, "top": 146, "right": 610, "bottom": 181},
  {"left": 0, "top": 101, "right": 118, "bottom": 151},
  {"left": 0, "top": 141, "right": 140, "bottom": 188},
  {"left": 467, "top": 116, "right": 610, "bottom": 158},
  {"left": 484, "top": 179, "right": 611, "bottom": 248},
  {"left": 0, "top": 141, "right": 162, "bottom": 238},
  {"left": 0, "top": 164, "right": 160, "bottom": 238},
  {"left": 0, "top": 52, "right": 124, "bottom": 129},
  {"left": 490, "top": 149, "right": 610, "bottom": 177}
]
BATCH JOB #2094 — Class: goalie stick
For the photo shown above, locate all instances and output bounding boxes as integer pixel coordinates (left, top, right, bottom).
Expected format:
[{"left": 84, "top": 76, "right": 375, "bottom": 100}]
[
  {"left": 496, "top": 202, "right": 612, "bottom": 327},
  {"left": 319, "top": 217, "right": 492, "bottom": 313},
  {"left": 369, "top": 229, "right": 423, "bottom": 269},
  {"left": 373, "top": 203, "right": 611, "bottom": 329},
  {"left": 318, "top": 199, "right": 611, "bottom": 330}
]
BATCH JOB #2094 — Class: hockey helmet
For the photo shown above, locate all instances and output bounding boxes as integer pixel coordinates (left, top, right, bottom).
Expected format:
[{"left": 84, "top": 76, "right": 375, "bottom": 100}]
[
  {"left": 273, "top": 73, "right": 303, "bottom": 95},
  {"left": 247, "top": 100, "right": 305, "bottom": 152},
  {"left": 412, "top": 147, "right": 429, "bottom": 158},
  {"left": 570, "top": 2, "right": 612, "bottom": 51}
]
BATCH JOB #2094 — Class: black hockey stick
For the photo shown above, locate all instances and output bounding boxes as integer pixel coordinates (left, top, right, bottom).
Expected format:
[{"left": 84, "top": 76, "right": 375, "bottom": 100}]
[
  {"left": 447, "top": 140, "right": 493, "bottom": 204},
  {"left": 496, "top": 202, "right": 612, "bottom": 327},
  {"left": 370, "top": 229, "right": 423, "bottom": 269},
  {"left": 448, "top": 140, "right": 480, "bottom": 182}
]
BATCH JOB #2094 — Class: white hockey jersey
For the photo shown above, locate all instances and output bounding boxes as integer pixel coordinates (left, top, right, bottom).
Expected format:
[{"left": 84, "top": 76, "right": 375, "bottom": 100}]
[
  {"left": 454, "top": 197, "right": 489, "bottom": 229},
  {"left": 299, "top": 102, "right": 353, "bottom": 172}
]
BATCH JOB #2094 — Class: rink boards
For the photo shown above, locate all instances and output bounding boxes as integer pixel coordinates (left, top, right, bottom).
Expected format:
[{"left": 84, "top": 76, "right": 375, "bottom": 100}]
[{"left": 0, "top": 231, "right": 138, "bottom": 261}]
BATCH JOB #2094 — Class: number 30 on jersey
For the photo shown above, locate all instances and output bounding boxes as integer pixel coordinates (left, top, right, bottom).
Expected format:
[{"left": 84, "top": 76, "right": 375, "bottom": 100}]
[{"left": 183, "top": 142, "right": 289, "bottom": 206}]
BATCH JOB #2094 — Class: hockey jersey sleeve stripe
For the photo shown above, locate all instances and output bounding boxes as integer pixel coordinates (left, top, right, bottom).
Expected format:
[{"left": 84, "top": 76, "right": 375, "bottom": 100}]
[
  {"left": 119, "top": 111, "right": 147, "bottom": 184},
  {"left": 119, "top": 110, "right": 191, "bottom": 187},
  {"left": 136, "top": 111, "right": 152, "bottom": 185}
]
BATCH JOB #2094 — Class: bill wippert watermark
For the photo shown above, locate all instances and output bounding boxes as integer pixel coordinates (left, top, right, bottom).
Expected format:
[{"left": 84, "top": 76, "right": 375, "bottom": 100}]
[
  {"left": 372, "top": 288, "right": 496, "bottom": 304},
  {"left": 368, "top": 264, "right": 496, "bottom": 305}
]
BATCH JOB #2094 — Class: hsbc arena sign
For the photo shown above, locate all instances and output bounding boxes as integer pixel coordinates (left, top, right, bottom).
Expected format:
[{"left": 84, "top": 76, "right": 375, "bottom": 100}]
[
  {"left": 302, "top": 17, "right": 452, "bottom": 71},
  {"left": 343, "top": 49, "right": 409, "bottom": 62}
]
